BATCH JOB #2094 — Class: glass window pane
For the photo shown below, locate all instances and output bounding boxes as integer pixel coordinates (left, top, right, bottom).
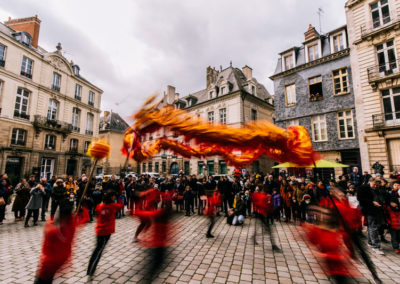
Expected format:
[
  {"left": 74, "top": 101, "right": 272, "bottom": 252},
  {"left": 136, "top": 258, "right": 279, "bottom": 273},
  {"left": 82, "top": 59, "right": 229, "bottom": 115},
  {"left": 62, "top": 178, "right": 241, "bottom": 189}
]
[{"left": 383, "top": 97, "right": 393, "bottom": 120}]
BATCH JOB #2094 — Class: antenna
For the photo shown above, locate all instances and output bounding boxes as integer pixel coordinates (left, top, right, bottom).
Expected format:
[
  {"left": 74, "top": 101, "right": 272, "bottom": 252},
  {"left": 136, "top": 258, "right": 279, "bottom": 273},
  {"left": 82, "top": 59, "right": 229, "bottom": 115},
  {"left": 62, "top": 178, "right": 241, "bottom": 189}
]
[{"left": 317, "top": 8, "right": 324, "bottom": 33}]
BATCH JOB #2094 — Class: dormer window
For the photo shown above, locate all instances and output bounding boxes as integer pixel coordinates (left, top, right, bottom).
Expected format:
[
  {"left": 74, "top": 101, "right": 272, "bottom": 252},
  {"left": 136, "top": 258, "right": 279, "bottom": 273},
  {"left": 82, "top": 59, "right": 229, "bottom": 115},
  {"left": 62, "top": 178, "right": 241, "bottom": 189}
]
[
  {"left": 307, "top": 43, "right": 320, "bottom": 62},
  {"left": 13, "top": 32, "right": 32, "bottom": 47},
  {"left": 221, "top": 87, "right": 226, "bottom": 95},
  {"left": 251, "top": 85, "right": 256, "bottom": 95},
  {"left": 72, "top": 65, "right": 80, "bottom": 76},
  {"left": 209, "top": 91, "right": 214, "bottom": 99},
  {"left": 284, "top": 54, "right": 294, "bottom": 70},
  {"left": 332, "top": 33, "right": 344, "bottom": 53}
]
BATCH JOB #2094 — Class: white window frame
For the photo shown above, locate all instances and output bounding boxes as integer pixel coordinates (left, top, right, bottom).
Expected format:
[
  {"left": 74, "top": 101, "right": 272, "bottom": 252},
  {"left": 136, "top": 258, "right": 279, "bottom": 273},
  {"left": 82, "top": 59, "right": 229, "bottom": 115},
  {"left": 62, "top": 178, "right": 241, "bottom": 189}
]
[
  {"left": 337, "top": 110, "right": 355, "bottom": 140},
  {"left": 251, "top": 109, "right": 258, "bottom": 121},
  {"left": 21, "top": 56, "right": 33, "bottom": 77},
  {"left": 376, "top": 40, "right": 397, "bottom": 75},
  {"left": 311, "top": 114, "right": 328, "bottom": 142},
  {"left": 221, "top": 87, "right": 226, "bottom": 95},
  {"left": 0, "top": 44, "right": 5, "bottom": 62},
  {"left": 219, "top": 108, "right": 226, "bottom": 124},
  {"left": 40, "top": 158, "right": 55, "bottom": 179},
  {"left": 86, "top": 113, "right": 94, "bottom": 132},
  {"left": 88, "top": 91, "right": 95, "bottom": 105},
  {"left": 286, "top": 119, "right": 299, "bottom": 127},
  {"left": 15, "top": 88, "right": 30, "bottom": 115},
  {"left": 306, "top": 41, "right": 321, "bottom": 63},
  {"left": 208, "top": 111, "right": 214, "bottom": 123},
  {"left": 285, "top": 84, "right": 296, "bottom": 106},
  {"left": 282, "top": 50, "right": 296, "bottom": 71},
  {"left": 47, "top": 99, "right": 58, "bottom": 121},
  {"left": 70, "top": 138, "right": 78, "bottom": 151},
  {"left": 11, "top": 128, "right": 26, "bottom": 145},
  {"left": 330, "top": 30, "right": 347, "bottom": 53},
  {"left": 84, "top": 141, "right": 90, "bottom": 153},
  {"left": 332, "top": 68, "right": 349, "bottom": 95},
  {"left": 75, "top": 84, "right": 82, "bottom": 100},
  {"left": 381, "top": 87, "right": 400, "bottom": 126},
  {"left": 371, "top": 0, "right": 391, "bottom": 29},
  {"left": 72, "top": 107, "right": 80, "bottom": 129},
  {"left": 45, "top": 134, "right": 56, "bottom": 150},
  {"left": 52, "top": 72, "right": 61, "bottom": 91},
  {"left": 209, "top": 91, "right": 214, "bottom": 99}
]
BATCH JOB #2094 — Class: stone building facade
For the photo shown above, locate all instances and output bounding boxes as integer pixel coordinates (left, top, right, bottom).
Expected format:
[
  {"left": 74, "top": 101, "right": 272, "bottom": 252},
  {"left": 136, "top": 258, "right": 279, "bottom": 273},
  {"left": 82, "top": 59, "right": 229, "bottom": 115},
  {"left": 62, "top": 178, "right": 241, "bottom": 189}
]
[
  {"left": 346, "top": 0, "right": 400, "bottom": 176},
  {"left": 0, "top": 16, "right": 102, "bottom": 184},
  {"left": 270, "top": 25, "right": 360, "bottom": 179},
  {"left": 98, "top": 111, "right": 134, "bottom": 175},
  {"left": 139, "top": 64, "right": 275, "bottom": 177}
]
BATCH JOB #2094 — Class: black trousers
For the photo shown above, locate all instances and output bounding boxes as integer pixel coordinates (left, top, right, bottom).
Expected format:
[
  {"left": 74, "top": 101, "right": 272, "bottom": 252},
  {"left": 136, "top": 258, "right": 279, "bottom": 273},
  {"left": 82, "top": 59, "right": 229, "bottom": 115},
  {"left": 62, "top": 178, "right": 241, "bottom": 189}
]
[
  {"left": 0, "top": 204, "right": 6, "bottom": 222},
  {"left": 25, "top": 209, "right": 39, "bottom": 225},
  {"left": 41, "top": 197, "right": 49, "bottom": 220},
  {"left": 87, "top": 235, "right": 111, "bottom": 276},
  {"left": 51, "top": 199, "right": 59, "bottom": 217},
  {"left": 14, "top": 209, "right": 25, "bottom": 218},
  {"left": 207, "top": 216, "right": 215, "bottom": 236}
]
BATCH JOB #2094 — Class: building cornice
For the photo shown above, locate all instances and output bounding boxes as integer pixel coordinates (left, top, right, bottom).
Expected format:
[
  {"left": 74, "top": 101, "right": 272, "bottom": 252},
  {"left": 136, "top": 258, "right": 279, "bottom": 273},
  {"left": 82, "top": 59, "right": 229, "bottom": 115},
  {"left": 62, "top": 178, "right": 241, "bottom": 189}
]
[
  {"left": 270, "top": 48, "right": 350, "bottom": 80},
  {"left": 345, "top": 0, "right": 364, "bottom": 9},
  {"left": 354, "top": 20, "right": 400, "bottom": 45}
]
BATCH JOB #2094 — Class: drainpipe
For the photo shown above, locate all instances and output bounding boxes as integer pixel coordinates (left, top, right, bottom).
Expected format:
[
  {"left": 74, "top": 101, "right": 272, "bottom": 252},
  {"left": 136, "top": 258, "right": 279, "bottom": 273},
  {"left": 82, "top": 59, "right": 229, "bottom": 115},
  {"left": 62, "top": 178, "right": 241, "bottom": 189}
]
[{"left": 241, "top": 93, "right": 247, "bottom": 125}]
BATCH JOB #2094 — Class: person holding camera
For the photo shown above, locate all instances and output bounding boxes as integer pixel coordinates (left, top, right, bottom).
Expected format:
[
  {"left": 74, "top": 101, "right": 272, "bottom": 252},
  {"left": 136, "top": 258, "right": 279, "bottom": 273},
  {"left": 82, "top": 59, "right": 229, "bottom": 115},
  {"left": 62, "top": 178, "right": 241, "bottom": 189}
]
[{"left": 25, "top": 183, "right": 45, "bottom": 227}]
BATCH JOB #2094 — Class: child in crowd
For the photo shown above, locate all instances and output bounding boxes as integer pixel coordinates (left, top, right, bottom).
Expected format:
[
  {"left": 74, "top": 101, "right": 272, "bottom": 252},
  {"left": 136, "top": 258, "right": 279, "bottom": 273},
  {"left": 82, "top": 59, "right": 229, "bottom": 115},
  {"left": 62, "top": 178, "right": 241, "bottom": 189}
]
[
  {"left": 243, "top": 191, "right": 251, "bottom": 217},
  {"left": 272, "top": 188, "right": 281, "bottom": 222}
]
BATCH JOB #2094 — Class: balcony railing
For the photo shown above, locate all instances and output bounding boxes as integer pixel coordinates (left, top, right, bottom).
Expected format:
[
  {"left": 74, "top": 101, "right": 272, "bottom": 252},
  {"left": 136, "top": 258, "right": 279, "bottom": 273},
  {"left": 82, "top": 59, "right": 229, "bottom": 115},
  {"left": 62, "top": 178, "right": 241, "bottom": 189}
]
[
  {"left": 33, "top": 115, "right": 72, "bottom": 136},
  {"left": 14, "top": 111, "right": 30, "bottom": 120},
  {"left": 0, "top": 59, "right": 5, "bottom": 67},
  {"left": 52, "top": 85, "right": 60, "bottom": 92},
  {"left": 367, "top": 59, "right": 400, "bottom": 82},
  {"left": 44, "top": 144, "right": 56, "bottom": 150},
  {"left": 372, "top": 111, "right": 400, "bottom": 128},
  {"left": 20, "top": 71, "right": 32, "bottom": 79},
  {"left": 359, "top": 15, "right": 399, "bottom": 40},
  {"left": 88, "top": 101, "right": 94, "bottom": 106},
  {"left": 85, "top": 130, "right": 93, "bottom": 135},
  {"left": 75, "top": 95, "right": 81, "bottom": 101},
  {"left": 72, "top": 126, "right": 80, "bottom": 132},
  {"left": 11, "top": 140, "right": 26, "bottom": 146}
]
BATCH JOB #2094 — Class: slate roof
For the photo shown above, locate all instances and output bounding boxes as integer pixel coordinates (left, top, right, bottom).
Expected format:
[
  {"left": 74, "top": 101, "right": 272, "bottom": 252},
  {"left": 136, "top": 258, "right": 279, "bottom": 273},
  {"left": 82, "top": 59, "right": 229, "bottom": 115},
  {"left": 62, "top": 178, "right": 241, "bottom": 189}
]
[{"left": 99, "top": 112, "right": 130, "bottom": 133}]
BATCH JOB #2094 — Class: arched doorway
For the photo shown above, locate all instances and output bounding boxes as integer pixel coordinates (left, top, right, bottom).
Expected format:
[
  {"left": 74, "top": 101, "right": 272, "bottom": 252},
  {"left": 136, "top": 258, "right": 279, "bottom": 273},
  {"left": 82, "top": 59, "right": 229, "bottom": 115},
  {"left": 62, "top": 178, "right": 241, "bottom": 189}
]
[{"left": 170, "top": 162, "right": 179, "bottom": 175}]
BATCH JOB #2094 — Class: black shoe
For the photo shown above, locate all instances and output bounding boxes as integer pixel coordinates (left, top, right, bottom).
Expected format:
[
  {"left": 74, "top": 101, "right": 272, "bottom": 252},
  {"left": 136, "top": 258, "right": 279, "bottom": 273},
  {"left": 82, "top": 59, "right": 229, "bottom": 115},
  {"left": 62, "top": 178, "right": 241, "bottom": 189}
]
[
  {"left": 41, "top": 218, "right": 46, "bottom": 222},
  {"left": 24, "top": 224, "right": 29, "bottom": 228},
  {"left": 33, "top": 223, "right": 38, "bottom": 226},
  {"left": 206, "top": 234, "right": 214, "bottom": 238},
  {"left": 381, "top": 237, "right": 389, "bottom": 243}
]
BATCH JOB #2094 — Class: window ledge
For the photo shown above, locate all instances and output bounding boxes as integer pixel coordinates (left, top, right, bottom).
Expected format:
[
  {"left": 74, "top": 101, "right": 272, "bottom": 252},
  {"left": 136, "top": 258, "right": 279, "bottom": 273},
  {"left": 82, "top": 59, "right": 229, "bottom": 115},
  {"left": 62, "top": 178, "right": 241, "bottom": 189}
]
[
  {"left": 313, "top": 140, "right": 328, "bottom": 143},
  {"left": 285, "top": 104, "right": 297, "bottom": 107},
  {"left": 334, "top": 92, "right": 350, "bottom": 96},
  {"left": 338, "top": 137, "right": 355, "bottom": 140}
]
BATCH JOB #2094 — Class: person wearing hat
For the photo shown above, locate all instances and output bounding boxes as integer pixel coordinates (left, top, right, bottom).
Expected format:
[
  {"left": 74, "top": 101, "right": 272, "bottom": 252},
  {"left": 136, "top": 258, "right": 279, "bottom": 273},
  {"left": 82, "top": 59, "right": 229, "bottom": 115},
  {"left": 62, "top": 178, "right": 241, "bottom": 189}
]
[
  {"left": 372, "top": 161, "right": 385, "bottom": 176},
  {"left": 50, "top": 179, "right": 68, "bottom": 219}
]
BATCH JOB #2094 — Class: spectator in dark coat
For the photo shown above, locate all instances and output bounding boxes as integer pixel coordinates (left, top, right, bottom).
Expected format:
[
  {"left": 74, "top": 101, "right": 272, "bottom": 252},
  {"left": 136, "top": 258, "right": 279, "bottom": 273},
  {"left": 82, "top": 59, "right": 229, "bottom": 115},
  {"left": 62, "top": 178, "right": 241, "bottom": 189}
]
[
  {"left": 50, "top": 179, "right": 68, "bottom": 219},
  {"left": 263, "top": 175, "right": 275, "bottom": 194},
  {"left": 183, "top": 186, "right": 194, "bottom": 216},
  {"left": 12, "top": 179, "right": 31, "bottom": 221},
  {"left": 372, "top": 161, "right": 385, "bottom": 176},
  {"left": 25, "top": 184, "right": 45, "bottom": 227},
  {"left": 350, "top": 167, "right": 362, "bottom": 187}
]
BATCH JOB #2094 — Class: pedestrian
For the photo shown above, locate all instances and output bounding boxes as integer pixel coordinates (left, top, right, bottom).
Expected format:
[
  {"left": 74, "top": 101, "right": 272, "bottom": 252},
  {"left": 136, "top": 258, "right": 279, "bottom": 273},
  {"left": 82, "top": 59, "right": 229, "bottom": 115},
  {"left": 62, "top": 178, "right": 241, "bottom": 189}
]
[
  {"left": 87, "top": 190, "right": 123, "bottom": 278},
  {"left": 372, "top": 161, "right": 385, "bottom": 176},
  {"left": 205, "top": 190, "right": 219, "bottom": 238},
  {"left": 183, "top": 185, "right": 193, "bottom": 216},
  {"left": 51, "top": 179, "right": 68, "bottom": 219},
  {"left": 25, "top": 183, "right": 45, "bottom": 227},
  {"left": 232, "top": 194, "right": 245, "bottom": 225},
  {"left": 272, "top": 188, "right": 282, "bottom": 221},
  {"left": 280, "top": 179, "right": 293, "bottom": 222},
  {"left": 40, "top": 178, "right": 52, "bottom": 221},
  {"left": 12, "top": 178, "right": 31, "bottom": 221},
  {"left": 387, "top": 182, "right": 400, "bottom": 253}
]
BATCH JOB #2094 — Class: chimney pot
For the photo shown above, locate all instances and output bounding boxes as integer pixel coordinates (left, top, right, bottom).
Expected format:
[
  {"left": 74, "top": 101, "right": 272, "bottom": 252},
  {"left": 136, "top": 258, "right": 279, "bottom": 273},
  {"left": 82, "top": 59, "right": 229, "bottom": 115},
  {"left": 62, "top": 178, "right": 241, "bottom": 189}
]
[
  {"left": 242, "top": 65, "right": 253, "bottom": 79},
  {"left": 4, "top": 15, "right": 41, "bottom": 48}
]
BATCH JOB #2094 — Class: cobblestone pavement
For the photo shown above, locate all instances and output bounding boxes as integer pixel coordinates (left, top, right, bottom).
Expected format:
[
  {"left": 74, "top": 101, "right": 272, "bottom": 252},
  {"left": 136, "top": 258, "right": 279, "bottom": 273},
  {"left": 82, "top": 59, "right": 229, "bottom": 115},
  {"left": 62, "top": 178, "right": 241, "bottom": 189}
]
[{"left": 1, "top": 208, "right": 400, "bottom": 284}]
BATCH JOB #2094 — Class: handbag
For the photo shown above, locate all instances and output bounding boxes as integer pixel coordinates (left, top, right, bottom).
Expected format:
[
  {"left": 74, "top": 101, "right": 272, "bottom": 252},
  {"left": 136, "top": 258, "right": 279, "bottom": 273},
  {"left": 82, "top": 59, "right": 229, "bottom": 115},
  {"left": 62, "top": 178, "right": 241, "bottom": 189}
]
[{"left": 0, "top": 197, "right": 5, "bottom": 206}]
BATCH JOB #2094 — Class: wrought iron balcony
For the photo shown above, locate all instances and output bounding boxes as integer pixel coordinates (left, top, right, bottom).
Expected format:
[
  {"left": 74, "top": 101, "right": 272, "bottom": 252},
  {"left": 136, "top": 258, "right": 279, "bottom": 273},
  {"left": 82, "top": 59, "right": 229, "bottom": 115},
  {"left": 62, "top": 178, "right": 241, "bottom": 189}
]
[
  {"left": 20, "top": 71, "right": 32, "bottom": 79},
  {"left": 88, "top": 101, "right": 94, "bottom": 106},
  {"left": 85, "top": 130, "right": 93, "bottom": 135},
  {"left": 359, "top": 15, "right": 400, "bottom": 41},
  {"left": 33, "top": 115, "right": 72, "bottom": 137},
  {"left": 367, "top": 59, "right": 400, "bottom": 82},
  {"left": 372, "top": 111, "right": 400, "bottom": 128},
  {"left": 14, "top": 111, "right": 30, "bottom": 120},
  {"left": 0, "top": 59, "right": 5, "bottom": 67},
  {"left": 75, "top": 95, "right": 81, "bottom": 101},
  {"left": 11, "top": 140, "right": 26, "bottom": 146},
  {"left": 72, "top": 126, "right": 80, "bottom": 132},
  {"left": 52, "top": 84, "right": 60, "bottom": 92}
]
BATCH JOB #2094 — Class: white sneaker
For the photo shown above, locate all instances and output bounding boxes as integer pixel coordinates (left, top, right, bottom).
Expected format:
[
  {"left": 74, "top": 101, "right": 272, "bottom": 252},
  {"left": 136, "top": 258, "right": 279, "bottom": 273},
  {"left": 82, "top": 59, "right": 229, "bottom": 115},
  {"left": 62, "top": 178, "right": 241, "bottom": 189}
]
[{"left": 373, "top": 248, "right": 384, "bottom": 255}]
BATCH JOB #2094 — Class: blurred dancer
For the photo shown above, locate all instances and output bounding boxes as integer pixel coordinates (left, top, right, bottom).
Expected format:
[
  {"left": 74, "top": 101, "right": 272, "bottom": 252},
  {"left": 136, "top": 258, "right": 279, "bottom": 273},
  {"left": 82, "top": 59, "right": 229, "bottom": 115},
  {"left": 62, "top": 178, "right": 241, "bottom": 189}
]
[
  {"left": 87, "top": 191, "right": 123, "bottom": 278},
  {"left": 205, "top": 190, "right": 220, "bottom": 238},
  {"left": 34, "top": 204, "right": 89, "bottom": 283}
]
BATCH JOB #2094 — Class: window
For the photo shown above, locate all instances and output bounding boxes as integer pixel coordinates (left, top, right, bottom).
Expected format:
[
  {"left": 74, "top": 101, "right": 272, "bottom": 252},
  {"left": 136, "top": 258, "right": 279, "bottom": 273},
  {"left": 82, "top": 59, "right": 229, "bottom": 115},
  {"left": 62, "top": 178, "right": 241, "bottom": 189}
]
[
  {"left": 70, "top": 138, "right": 78, "bottom": 151},
  {"left": 41, "top": 158, "right": 55, "bottom": 180},
  {"left": 207, "top": 160, "right": 215, "bottom": 176},
  {"left": 221, "top": 87, "right": 226, "bottom": 95},
  {"left": 209, "top": 91, "right": 214, "bottom": 99},
  {"left": 11, "top": 128, "right": 26, "bottom": 146},
  {"left": 286, "top": 119, "right": 299, "bottom": 127},
  {"left": 162, "top": 161, "right": 166, "bottom": 173},
  {"left": 86, "top": 113, "right": 94, "bottom": 135},
  {"left": 72, "top": 108, "right": 80, "bottom": 131},
  {"left": 155, "top": 162, "right": 159, "bottom": 173},
  {"left": 198, "top": 161, "right": 204, "bottom": 175},
  {"left": 337, "top": 110, "right": 354, "bottom": 139},
  {"left": 142, "top": 163, "right": 146, "bottom": 173},
  {"left": 45, "top": 134, "right": 56, "bottom": 150},
  {"left": 283, "top": 54, "right": 294, "bottom": 70},
  {"left": 332, "top": 33, "right": 344, "bottom": 53},
  {"left": 219, "top": 160, "right": 227, "bottom": 174},
  {"left": 84, "top": 141, "right": 90, "bottom": 153},
  {"left": 148, "top": 162, "right": 153, "bottom": 172},
  {"left": 52, "top": 73, "right": 61, "bottom": 92},
  {"left": 21, "top": 56, "right": 33, "bottom": 78},
  {"left": 311, "top": 114, "right": 327, "bottom": 142},
  {"left": 285, "top": 84, "right": 296, "bottom": 106},
  {"left": 88, "top": 91, "right": 95, "bottom": 106},
  {"left": 309, "top": 76, "right": 323, "bottom": 101},
  {"left": 208, "top": 111, "right": 214, "bottom": 123},
  {"left": 251, "top": 109, "right": 257, "bottom": 121},
  {"left": 377, "top": 40, "right": 397, "bottom": 75},
  {"left": 219, "top": 108, "right": 226, "bottom": 124},
  {"left": 14, "top": 88, "right": 30, "bottom": 119},
  {"left": 371, "top": 0, "right": 391, "bottom": 29},
  {"left": 75, "top": 84, "right": 82, "bottom": 100},
  {"left": 184, "top": 161, "right": 190, "bottom": 175},
  {"left": 332, "top": 68, "right": 349, "bottom": 95},
  {"left": 0, "top": 45, "right": 5, "bottom": 67},
  {"left": 47, "top": 99, "right": 58, "bottom": 121},
  {"left": 382, "top": 87, "right": 400, "bottom": 123},
  {"left": 307, "top": 44, "right": 319, "bottom": 61},
  {"left": 251, "top": 85, "right": 256, "bottom": 95}
]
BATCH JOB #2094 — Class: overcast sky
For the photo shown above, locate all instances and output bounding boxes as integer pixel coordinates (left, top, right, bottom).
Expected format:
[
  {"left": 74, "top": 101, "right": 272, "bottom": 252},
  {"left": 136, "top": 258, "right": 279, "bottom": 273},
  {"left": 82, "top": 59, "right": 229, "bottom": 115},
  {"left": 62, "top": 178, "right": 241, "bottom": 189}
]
[{"left": 0, "top": 0, "right": 347, "bottom": 120}]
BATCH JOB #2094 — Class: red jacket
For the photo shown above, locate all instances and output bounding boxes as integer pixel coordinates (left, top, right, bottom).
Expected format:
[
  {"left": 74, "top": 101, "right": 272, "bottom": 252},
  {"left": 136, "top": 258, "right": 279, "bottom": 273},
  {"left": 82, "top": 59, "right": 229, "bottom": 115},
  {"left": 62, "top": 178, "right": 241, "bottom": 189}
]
[
  {"left": 387, "top": 207, "right": 400, "bottom": 230},
  {"left": 95, "top": 200, "right": 123, "bottom": 236}
]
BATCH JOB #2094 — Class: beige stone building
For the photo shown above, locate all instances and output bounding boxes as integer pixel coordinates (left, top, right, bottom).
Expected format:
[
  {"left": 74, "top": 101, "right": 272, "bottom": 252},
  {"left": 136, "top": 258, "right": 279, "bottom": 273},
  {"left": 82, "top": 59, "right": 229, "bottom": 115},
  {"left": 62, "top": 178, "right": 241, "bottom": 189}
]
[
  {"left": 139, "top": 64, "right": 275, "bottom": 176},
  {"left": 98, "top": 111, "right": 134, "bottom": 175},
  {"left": 346, "top": 0, "right": 400, "bottom": 175},
  {"left": 0, "top": 16, "right": 102, "bottom": 184}
]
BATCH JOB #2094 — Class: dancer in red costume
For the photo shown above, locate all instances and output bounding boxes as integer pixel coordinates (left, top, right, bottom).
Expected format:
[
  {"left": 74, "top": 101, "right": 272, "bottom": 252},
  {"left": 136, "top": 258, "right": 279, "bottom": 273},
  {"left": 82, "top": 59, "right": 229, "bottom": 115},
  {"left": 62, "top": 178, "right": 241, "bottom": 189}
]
[
  {"left": 34, "top": 206, "right": 89, "bottom": 284},
  {"left": 205, "top": 191, "right": 220, "bottom": 238}
]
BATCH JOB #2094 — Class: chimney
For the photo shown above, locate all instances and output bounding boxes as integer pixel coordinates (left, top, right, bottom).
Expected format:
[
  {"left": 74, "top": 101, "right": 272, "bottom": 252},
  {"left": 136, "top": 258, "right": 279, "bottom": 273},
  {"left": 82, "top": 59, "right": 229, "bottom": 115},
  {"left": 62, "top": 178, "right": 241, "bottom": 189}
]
[
  {"left": 166, "top": 85, "right": 176, "bottom": 104},
  {"left": 104, "top": 111, "right": 110, "bottom": 118},
  {"left": 206, "top": 66, "right": 219, "bottom": 87},
  {"left": 304, "top": 24, "right": 319, "bottom": 42},
  {"left": 5, "top": 15, "right": 41, "bottom": 48},
  {"left": 242, "top": 65, "right": 252, "bottom": 79}
]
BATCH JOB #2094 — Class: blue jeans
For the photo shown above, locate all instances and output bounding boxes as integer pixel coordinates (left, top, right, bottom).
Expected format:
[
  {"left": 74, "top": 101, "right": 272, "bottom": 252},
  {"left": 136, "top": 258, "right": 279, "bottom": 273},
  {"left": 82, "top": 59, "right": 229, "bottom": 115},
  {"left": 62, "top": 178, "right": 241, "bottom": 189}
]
[
  {"left": 232, "top": 215, "right": 244, "bottom": 225},
  {"left": 367, "top": 215, "right": 380, "bottom": 249}
]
